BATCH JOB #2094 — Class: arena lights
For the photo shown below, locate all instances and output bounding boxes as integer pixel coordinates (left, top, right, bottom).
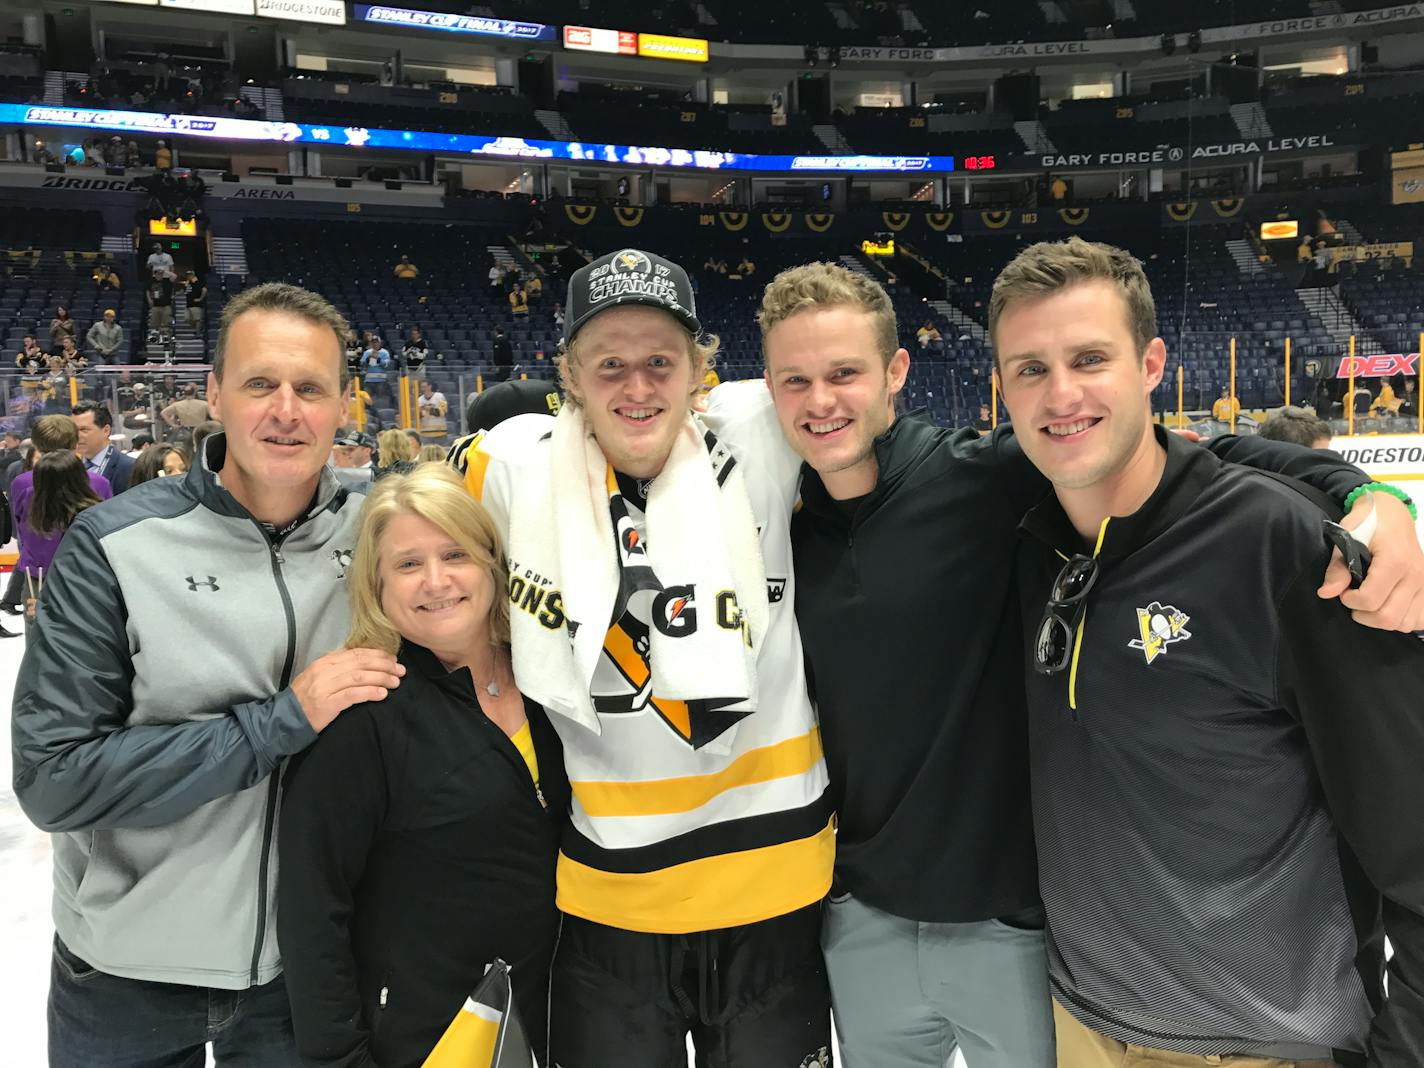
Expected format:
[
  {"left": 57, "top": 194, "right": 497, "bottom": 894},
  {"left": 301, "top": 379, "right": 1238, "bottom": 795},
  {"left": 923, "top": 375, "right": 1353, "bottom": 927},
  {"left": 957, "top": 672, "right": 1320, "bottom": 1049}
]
[
  {"left": 3, "top": 103, "right": 959, "bottom": 174},
  {"left": 354, "top": 5, "right": 555, "bottom": 41}
]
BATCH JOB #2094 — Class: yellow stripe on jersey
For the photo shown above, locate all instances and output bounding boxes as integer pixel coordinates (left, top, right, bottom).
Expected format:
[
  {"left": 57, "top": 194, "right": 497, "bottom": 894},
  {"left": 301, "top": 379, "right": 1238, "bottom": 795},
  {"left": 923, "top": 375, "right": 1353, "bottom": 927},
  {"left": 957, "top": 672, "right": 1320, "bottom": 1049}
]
[
  {"left": 572, "top": 727, "right": 823, "bottom": 818},
  {"left": 463, "top": 443, "right": 491, "bottom": 502},
  {"left": 556, "top": 817, "right": 835, "bottom": 934}
]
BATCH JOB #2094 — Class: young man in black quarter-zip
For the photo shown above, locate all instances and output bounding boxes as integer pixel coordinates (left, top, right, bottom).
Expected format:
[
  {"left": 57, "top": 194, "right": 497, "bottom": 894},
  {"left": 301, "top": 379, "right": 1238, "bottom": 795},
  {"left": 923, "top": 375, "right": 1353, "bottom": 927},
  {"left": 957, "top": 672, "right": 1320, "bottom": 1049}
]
[
  {"left": 996, "top": 237, "right": 1424, "bottom": 1068},
  {"left": 743, "top": 260, "right": 1424, "bottom": 1068}
]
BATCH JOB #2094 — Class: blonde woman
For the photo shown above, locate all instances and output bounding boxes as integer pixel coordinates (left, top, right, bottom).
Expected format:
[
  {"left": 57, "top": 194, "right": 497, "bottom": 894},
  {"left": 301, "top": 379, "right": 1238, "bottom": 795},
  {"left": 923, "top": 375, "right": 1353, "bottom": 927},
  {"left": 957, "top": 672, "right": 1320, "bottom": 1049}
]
[
  {"left": 375, "top": 426, "right": 418, "bottom": 477},
  {"left": 277, "top": 464, "right": 565, "bottom": 1068},
  {"left": 417, "top": 443, "right": 446, "bottom": 464}
]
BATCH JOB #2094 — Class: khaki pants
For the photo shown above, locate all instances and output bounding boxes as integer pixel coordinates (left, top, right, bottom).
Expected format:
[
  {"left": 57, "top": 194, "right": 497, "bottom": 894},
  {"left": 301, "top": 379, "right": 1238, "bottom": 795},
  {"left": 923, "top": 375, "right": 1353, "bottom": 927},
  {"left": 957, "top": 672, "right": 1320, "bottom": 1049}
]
[{"left": 1054, "top": 999, "right": 1337, "bottom": 1068}]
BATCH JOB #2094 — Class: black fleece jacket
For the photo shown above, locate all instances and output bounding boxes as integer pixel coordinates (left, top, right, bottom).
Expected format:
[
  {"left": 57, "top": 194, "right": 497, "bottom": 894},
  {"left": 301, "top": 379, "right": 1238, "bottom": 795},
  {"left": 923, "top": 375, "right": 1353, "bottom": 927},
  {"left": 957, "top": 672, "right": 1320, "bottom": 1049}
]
[{"left": 278, "top": 641, "right": 567, "bottom": 1068}]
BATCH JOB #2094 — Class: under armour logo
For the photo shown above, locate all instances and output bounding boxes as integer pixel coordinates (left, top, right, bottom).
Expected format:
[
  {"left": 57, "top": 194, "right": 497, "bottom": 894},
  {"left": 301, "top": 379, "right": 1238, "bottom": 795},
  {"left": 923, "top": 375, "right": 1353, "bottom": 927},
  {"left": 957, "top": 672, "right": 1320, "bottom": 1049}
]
[{"left": 185, "top": 575, "right": 219, "bottom": 592}]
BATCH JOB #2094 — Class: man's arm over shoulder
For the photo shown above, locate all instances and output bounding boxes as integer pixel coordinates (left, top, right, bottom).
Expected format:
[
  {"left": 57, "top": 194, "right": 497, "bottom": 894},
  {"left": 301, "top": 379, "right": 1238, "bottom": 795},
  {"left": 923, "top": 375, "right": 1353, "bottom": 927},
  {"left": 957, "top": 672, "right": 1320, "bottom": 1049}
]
[
  {"left": 1205, "top": 434, "right": 1367, "bottom": 502},
  {"left": 1276, "top": 551, "right": 1424, "bottom": 1066},
  {"left": 12, "top": 518, "right": 317, "bottom": 832}
]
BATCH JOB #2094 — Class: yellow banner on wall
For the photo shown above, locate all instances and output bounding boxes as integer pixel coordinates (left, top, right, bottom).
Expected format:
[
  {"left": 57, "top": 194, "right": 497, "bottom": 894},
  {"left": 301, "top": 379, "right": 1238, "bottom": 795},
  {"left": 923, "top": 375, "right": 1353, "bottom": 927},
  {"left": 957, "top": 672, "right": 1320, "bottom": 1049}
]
[{"left": 637, "top": 33, "right": 709, "bottom": 62}]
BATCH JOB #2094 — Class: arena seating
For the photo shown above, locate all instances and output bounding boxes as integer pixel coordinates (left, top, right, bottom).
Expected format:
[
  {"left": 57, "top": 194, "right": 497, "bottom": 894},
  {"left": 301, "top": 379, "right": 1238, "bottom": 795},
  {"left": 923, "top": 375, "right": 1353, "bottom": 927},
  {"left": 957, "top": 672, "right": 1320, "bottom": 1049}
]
[{"left": 0, "top": 210, "right": 138, "bottom": 366}]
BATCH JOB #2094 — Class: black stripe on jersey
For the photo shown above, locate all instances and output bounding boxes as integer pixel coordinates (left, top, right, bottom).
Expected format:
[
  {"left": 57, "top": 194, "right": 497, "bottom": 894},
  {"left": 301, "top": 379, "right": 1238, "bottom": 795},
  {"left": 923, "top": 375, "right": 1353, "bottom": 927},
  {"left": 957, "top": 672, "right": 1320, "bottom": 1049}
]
[
  {"left": 703, "top": 427, "right": 737, "bottom": 488},
  {"left": 562, "top": 790, "right": 833, "bottom": 874},
  {"left": 446, "top": 433, "right": 479, "bottom": 471}
]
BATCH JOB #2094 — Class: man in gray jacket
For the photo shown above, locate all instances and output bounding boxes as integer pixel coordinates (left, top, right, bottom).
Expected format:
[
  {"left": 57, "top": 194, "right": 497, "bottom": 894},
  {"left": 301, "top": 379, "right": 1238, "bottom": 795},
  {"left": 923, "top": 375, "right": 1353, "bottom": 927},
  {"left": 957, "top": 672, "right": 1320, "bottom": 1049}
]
[{"left": 12, "top": 282, "right": 404, "bottom": 1066}]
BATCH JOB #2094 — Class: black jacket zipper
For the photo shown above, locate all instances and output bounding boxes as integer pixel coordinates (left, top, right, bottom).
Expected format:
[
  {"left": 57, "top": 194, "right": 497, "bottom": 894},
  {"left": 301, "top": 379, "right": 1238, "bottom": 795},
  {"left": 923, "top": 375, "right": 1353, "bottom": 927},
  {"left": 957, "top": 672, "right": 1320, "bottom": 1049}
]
[{"left": 249, "top": 527, "right": 299, "bottom": 986}]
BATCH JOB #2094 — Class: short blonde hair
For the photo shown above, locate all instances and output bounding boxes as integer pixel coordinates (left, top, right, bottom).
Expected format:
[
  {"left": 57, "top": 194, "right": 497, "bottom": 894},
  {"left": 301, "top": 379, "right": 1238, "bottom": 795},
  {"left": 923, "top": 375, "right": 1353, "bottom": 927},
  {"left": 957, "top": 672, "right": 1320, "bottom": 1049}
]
[
  {"left": 31, "top": 414, "right": 77, "bottom": 454},
  {"left": 376, "top": 427, "right": 418, "bottom": 467},
  {"left": 989, "top": 237, "right": 1157, "bottom": 363},
  {"left": 757, "top": 261, "right": 899, "bottom": 367},
  {"left": 557, "top": 319, "right": 720, "bottom": 410},
  {"left": 346, "top": 464, "right": 510, "bottom": 656},
  {"left": 417, "top": 444, "right": 446, "bottom": 463}
]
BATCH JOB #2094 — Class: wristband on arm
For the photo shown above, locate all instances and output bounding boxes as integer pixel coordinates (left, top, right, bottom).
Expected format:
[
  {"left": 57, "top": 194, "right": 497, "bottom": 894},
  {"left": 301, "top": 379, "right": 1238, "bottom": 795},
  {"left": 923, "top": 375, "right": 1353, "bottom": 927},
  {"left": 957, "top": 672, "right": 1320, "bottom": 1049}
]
[{"left": 1344, "top": 483, "right": 1418, "bottom": 521}]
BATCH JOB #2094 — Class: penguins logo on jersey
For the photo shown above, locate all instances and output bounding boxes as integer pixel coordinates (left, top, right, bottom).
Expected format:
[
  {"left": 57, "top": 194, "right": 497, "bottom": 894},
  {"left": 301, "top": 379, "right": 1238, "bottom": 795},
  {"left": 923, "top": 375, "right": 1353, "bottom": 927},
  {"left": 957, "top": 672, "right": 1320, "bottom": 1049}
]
[{"left": 1128, "top": 601, "right": 1191, "bottom": 665}]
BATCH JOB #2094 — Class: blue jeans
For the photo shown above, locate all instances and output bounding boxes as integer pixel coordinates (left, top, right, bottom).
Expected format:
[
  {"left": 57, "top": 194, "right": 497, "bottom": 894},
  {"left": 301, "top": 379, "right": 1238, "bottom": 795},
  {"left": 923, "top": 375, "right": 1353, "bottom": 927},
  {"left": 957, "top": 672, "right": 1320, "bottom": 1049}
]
[{"left": 48, "top": 936, "right": 302, "bottom": 1067}]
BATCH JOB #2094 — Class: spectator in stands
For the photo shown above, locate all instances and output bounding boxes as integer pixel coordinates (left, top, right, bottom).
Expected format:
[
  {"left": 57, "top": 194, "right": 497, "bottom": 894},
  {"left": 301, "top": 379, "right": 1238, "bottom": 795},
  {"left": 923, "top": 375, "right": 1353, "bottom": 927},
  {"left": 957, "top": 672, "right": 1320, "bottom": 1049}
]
[
  {"left": 1298, "top": 238, "right": 1314, "bottom": 264},
  {"left": 417, "top": 380, "right": 448, "bottom": 437},
  {"left": 916, "top": 320, "right": 942, "bottom": 348},
  {"left": 278, "top": 465, "right": 565, "bottom": 1068},
  {"left": 492, "top": 328, "right": 515, "bottom": 383},
  {"left": 191, "top": 419, "right": 222, "bottom": 460},
  {"left": 154, "top": 140, "right": 172, "bottom": 171},
  {"left": 553, "top": 302, "right": 565, "bottom": 332},
  {"left": 509, "top": 283, "right": 529, "bottom": 319},
  {"left": 49, "top": 307, "right": 77, "bottom": 354},
  {"left": 1050, "top": 176, "right": 1068, "bottom": 201},
  {"left": 402, "top": 326, "right": 428, "bottom": 375},
  {"left": 146, "top": 243, "right": 175, "bottom": 280},
  {"left": 85, "top": 309, "right": 124, "bottom": 365},
  {"left": 1211, "top": 387, "right": 1241, "bottom": 424},
  {"left": 57, "top": 336, "right": 86, "bottom": 376},
  {"left": 16, "top": 334, "right": 44, "bottom": 373},
  {"left": 736, "top": 253, "right": 757, "bottom": 278},
  {"left": 1372, "top": 378, "right": 1404, "bottom": 418},
  {"left": 360, "top": 336, "right": 393, "bottom": 409},
  {"left": 128, "top": 443, "right": 187, "bottom": 487},
  {"left": 122, "top": 379, "right": 155, "bottom": 431},
  {"left": 1345, "top": 382, "right": 1373, "bottom": 416},
  {"left": 18, "top": 448, "right": 109, "bottom": 632},
  {"left": 403, "top": 428, "right": 422, "bottom": 453},
  {"left": 124, "top": 139, "right": 140, "bottom": 168},
  {"left": 147, "top": 275, "right": 175, "bottom": 339},
  {"left": 93, "top": 264, "right": 122, "bottom": 291},
  {"left": 524, "top": 266, "right": 544, "bottom": 301},
  {"left": 393, "top": 254, "right": 420, "bottom": 280},
  {"left": 185, "top": 271, "right": 207, "bottom": 335},
  {"left": 1258, "top": 406, "right": 1332, "bottom": 449},
  {"left": 488, "top": 262, "right": 504, "bottom": 297},
  {"left": 702, "top": 255, "right": 727, "bottom": 274},
  {"left": 416, "top": 443, "right": 445, "bottom": 463},
  {"left": 375, "top": 426, "right": 417, "bottom": 476},
  {"left": 73, "top": 401, "right": 135, "bottom": 494},
  {"left": 330, "top": 430, "right": 375, "bottom": 492},
  {"left": 128, "top": 431, "right": 153, "bottom": 453},
  {"left": 1402, "top": 378, "right": 1418, "bottom": 418},
  {"left": 161, "top": 382, "right": 210, "bottom": 436},
  {"left": 13, "top": 282, "right": 401, "bottom": 1068}
]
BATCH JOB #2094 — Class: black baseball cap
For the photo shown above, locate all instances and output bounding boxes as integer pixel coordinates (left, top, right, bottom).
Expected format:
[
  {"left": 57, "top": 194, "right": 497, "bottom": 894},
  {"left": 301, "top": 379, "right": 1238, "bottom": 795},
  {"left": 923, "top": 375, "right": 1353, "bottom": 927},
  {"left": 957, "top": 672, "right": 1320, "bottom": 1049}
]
[
  {"left": 466, "top": 379, "right": 562, "bottom": 433},
  {"left": 564, "top": 248, "right": 700, "bottom": 344},
  {"left": 334, "top": 430, "right": 375, "bottom": 449}
]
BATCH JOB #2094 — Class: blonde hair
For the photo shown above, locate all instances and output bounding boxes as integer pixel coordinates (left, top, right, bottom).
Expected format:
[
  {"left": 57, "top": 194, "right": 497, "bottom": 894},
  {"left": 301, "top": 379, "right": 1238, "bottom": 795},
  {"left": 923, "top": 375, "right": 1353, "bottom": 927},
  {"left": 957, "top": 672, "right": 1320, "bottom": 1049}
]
[
  {"left": 31, "top": 414, "right": 78, "bottom": 453},
  {"left": 757, "top": 261, "right": 899, "bottom": 367},
  {"left": 376, "top": 427, "right": 418, "bottom": 467},
  {"left": 346, "top": 464, "right": 510, "bottom": 655},
  {"left": 417, "top": 444, "right": 446, "bottom": 463},
  {"left": 989, "top": 237, "right": 1157, "bottom": 364},
  {"left": 557, "top": 318, "right": 720, "bottom": 410}
]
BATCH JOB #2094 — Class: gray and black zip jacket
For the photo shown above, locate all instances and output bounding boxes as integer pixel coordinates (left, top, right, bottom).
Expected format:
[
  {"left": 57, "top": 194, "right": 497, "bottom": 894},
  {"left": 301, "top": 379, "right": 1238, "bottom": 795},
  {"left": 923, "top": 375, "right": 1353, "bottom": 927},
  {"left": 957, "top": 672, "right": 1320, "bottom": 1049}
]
[
  {"left": 1018, "top": 428, "right": 1424, "bottom": 1067},
  {"left": 12, "top": 433, "right": 363, "bottom": 990}
]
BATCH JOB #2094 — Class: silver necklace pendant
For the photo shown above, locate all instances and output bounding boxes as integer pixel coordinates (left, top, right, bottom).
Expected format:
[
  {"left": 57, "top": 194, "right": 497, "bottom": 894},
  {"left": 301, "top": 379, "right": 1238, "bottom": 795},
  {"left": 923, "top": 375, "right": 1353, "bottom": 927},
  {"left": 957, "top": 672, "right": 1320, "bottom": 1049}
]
[{"left": 484, "top": 679, "right": 500, "bottom": 698}]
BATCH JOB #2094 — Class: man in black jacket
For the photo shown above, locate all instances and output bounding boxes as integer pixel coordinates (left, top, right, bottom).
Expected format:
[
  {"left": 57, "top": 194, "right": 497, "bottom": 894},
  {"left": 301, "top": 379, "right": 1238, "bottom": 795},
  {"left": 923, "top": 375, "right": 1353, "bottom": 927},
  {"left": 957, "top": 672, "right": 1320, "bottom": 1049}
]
[
  {"left": 995, "top": 236, "right": 1424, "bottom": 1067},
  {"left": 751, "top": 261, "right": 1424, "bottom": 1068}
]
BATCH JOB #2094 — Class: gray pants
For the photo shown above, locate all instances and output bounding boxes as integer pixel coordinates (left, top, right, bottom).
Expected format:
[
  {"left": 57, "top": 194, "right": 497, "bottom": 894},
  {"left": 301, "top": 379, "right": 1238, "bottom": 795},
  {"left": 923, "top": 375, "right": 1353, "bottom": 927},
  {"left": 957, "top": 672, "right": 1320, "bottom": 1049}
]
[{"left": 822, "top": 892, "right": 1055, "bottom": 1068}]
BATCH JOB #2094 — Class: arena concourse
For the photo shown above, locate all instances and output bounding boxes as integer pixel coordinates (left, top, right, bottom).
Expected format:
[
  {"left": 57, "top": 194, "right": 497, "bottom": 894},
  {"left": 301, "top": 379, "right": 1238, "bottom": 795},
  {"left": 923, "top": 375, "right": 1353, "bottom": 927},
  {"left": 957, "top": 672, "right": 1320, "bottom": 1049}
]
[{"left": 0, "top": 0, "right": 1421, "bottom": 1063}]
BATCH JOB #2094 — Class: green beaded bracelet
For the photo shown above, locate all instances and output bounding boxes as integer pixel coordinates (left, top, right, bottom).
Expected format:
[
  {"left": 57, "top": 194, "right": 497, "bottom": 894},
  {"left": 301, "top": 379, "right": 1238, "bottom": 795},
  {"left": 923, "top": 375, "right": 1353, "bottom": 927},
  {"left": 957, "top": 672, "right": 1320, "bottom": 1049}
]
[{"left": 1344, "top": 482, "right": 1418, "bottom": 520}]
